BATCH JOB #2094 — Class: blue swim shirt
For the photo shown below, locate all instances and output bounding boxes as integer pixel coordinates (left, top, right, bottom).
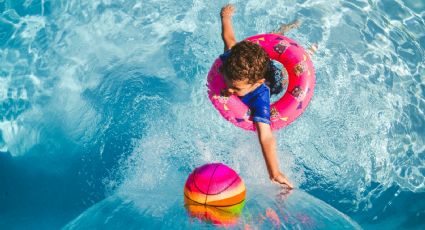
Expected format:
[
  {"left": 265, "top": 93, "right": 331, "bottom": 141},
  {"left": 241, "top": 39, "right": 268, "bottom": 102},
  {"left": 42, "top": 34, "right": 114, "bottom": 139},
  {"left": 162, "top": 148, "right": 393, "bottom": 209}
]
[{"left": 240, "top": 84, "right": 271, "bottom": 125}]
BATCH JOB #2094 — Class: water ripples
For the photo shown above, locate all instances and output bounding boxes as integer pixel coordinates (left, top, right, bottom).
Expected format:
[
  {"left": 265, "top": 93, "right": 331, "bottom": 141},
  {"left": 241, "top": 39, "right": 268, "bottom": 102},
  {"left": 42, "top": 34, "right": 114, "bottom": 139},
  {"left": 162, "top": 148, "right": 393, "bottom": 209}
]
[{"left": 1, "top": 0, "right": 424, "bottom": 228}]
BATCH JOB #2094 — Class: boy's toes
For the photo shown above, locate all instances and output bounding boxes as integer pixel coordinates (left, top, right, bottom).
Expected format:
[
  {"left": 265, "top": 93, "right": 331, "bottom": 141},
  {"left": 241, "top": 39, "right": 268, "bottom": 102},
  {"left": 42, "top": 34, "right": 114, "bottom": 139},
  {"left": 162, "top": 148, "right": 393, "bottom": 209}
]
[
  {"left": 308, "top": 43, "right": 318, "bottom": 55},
  {"left": 291, "top": 19, "right": 302, "bottom": 28}
]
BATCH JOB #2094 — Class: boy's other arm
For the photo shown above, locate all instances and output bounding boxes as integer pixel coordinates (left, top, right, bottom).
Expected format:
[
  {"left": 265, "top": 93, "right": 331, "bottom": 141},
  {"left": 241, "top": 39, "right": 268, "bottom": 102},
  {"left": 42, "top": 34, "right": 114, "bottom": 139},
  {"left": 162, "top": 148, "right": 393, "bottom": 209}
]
[
  {"left": 256, "top": 122, "right": 293, "bottom": 188},
  {"left": 220, "top": 4, "right": 237, "bottom": 51},
  {"left": 256, "top": 122, "right": 279, "bottom": 177}
]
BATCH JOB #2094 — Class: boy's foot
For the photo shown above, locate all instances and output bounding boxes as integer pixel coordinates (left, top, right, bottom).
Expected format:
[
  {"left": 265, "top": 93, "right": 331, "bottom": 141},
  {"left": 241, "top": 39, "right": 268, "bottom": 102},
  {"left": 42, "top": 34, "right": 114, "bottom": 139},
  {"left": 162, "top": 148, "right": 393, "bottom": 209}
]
[
  {"left": 271, "top": 172, "right": 294, "bottom": 189},
  {"left": 273, "top": 19, "right": 302, "bottom": 35},
  {"left": 221, "top": 4, "right": 235, "bottom": 18},
  {"left": 308, "top": 43, "right": 318, "bottom": 56}
]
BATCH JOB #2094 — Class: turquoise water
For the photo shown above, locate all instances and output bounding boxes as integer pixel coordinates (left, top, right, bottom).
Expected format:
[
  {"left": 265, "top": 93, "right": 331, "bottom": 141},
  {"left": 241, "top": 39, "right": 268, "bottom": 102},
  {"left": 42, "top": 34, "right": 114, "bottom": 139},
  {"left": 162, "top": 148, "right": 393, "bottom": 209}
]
[{"left": 0, "top": 0, "right": 424, "bottom": 229}]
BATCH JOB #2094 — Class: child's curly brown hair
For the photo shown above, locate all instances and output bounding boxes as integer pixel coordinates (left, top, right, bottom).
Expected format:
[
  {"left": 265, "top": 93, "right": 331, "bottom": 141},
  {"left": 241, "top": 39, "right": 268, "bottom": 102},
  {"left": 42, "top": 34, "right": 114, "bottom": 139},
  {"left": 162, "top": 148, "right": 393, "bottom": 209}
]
[{"left": 221, "top": 40, "right": 270, "bottom": 84}]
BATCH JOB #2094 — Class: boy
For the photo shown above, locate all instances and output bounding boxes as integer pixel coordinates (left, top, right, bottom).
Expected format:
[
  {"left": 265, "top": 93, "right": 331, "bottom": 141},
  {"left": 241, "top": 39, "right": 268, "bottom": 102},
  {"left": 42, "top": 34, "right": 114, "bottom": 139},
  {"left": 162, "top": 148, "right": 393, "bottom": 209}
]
[{"left": 220, "top": 4, "right": 299, "bottom": 188}]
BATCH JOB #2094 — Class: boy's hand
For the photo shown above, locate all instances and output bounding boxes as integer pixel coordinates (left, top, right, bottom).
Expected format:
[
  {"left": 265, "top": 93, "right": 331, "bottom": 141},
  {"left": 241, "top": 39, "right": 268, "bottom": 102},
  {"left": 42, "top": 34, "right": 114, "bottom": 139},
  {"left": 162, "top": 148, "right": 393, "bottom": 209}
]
[
  {"left": 271, "top": 172, "right": 294, "bottom": 189},
  {"left": 220, "top": 4, "right": 235, "bottom": 18}
]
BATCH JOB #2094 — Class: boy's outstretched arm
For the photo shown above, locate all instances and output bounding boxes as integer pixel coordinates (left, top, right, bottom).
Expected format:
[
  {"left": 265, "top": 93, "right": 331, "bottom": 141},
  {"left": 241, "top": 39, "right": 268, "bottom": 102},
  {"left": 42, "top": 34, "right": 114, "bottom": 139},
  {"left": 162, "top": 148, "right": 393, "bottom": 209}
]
[
  {"left": 220, "top": 4, "right": 237, "bottom": 51},
  {"left": 256, "top": 122, "right": 294, "bottom": 189}
]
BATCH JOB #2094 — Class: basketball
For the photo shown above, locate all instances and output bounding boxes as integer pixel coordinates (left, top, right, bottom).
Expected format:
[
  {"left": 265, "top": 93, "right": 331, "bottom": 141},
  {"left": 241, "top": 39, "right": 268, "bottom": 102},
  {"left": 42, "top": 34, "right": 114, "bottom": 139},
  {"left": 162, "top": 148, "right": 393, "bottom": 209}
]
[{"left": 184, "top": 163, "right": 246, "bottom": 207}]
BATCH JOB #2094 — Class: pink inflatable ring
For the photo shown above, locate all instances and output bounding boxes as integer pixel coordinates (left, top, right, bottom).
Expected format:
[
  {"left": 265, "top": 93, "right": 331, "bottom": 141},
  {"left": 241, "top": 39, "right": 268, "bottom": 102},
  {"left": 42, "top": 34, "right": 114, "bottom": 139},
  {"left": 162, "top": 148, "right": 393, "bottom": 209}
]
[{"left": 207, "top": 34, "right": 316, "bottom": 131}]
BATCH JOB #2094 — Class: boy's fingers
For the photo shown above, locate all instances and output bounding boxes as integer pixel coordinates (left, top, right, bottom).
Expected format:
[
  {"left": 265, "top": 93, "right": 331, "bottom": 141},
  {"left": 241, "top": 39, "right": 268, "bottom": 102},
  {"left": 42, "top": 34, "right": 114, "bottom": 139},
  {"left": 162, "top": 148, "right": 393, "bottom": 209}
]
[{"left": 221, "top": 4, "right": 235, "bottom": 12}]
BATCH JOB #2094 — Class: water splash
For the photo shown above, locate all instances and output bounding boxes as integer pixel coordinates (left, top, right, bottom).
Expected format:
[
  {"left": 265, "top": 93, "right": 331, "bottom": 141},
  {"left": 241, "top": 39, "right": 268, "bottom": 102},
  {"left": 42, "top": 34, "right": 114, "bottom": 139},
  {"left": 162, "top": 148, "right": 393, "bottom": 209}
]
[{"left": 0, "top": 0, "right": 424, "bottom": 229}]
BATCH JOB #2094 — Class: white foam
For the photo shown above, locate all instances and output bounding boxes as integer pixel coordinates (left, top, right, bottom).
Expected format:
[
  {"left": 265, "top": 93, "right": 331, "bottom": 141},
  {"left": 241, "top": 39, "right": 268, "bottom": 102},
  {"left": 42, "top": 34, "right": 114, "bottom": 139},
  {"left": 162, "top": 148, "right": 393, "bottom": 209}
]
[
  {"left": 20, "top": 16, "right": 46, "bottom": 39},
  {"left": 0, "top": 108, "right": 42, "bottom": 156}
]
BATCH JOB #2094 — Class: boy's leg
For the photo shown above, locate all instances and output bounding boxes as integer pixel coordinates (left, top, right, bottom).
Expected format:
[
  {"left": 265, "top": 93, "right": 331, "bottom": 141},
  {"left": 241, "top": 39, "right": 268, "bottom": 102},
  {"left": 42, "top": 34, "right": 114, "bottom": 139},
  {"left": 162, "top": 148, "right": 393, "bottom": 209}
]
[
  {"left": 271, "top": 19, "right": 302, "bottom": 35},
  {"left": 269, "top": 19, "right": 318, "bottom": 56}
]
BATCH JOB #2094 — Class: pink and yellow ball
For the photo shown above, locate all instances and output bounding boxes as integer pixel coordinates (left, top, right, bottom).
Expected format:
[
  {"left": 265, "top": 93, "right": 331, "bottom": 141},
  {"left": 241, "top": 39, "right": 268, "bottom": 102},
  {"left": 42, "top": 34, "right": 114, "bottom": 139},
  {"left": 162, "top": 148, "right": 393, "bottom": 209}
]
[{"left": 184, "top": 163, "right": 246, "bottom": 226}]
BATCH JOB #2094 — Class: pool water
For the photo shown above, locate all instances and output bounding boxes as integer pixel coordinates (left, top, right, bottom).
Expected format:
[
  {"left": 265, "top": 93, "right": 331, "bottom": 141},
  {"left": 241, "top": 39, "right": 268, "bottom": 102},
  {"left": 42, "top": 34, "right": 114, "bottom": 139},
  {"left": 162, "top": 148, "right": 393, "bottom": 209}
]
[{"left": 1, "top": 0, "right": 424, "bottom": 229}]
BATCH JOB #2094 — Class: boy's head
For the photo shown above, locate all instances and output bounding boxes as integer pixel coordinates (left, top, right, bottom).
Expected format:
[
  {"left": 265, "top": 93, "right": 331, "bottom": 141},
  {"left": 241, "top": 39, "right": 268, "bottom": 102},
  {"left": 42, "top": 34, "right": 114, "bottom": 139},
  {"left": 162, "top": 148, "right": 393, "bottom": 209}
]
[{"left": 221, "top": 40, "right": 270, "bottom": 96}]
